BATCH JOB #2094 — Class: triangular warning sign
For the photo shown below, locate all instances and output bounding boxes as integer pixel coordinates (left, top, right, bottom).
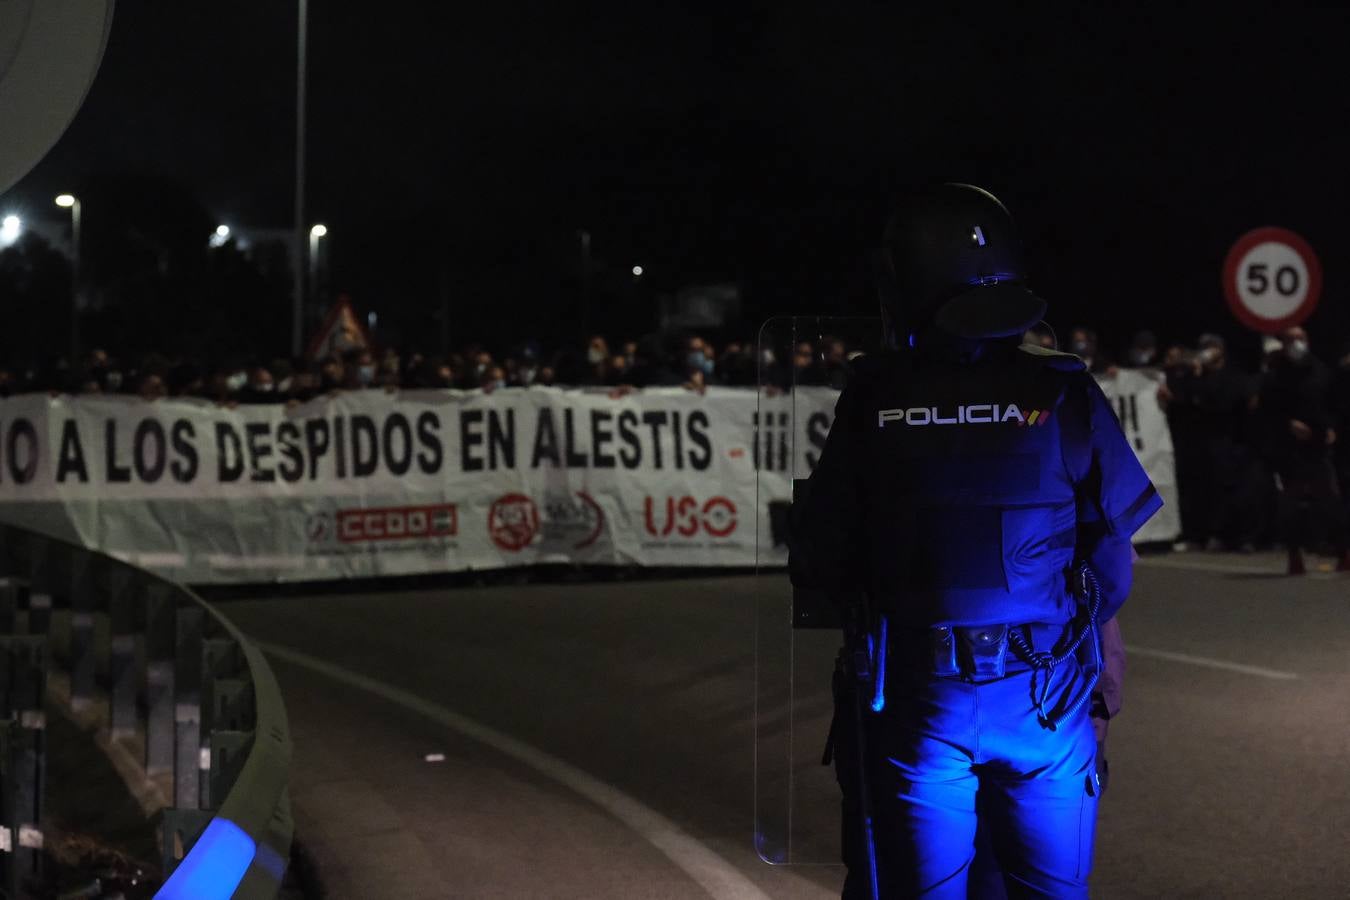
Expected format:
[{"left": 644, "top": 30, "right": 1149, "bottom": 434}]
[{"left": 306, "top": 294, "right": 370, "bottom": 361}]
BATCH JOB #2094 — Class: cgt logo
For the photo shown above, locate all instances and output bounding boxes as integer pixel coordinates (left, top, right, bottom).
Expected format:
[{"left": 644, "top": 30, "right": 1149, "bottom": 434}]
[
  {"left": 878, "top": 404, "right": 1052, "bottom": 428},
  {"left": 337, "top": 503, "right": 458, "bottom": 543},
  {"left": 644, "top": 496, "right": 738, "bottom": 538}
]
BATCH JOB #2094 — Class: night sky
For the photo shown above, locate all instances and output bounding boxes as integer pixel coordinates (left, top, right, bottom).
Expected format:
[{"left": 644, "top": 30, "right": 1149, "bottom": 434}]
[{"left": 8, "top": 2, "right": 1350, "bottom": 360}]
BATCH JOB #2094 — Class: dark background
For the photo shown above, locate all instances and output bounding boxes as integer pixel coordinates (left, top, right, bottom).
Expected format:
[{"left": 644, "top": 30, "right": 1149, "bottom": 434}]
[{"left": 4, "top": 3, "right": 1348, "bottom": 365}]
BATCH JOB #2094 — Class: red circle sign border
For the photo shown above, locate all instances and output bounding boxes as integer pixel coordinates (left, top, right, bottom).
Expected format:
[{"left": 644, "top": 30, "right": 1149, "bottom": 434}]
[{"left": 1221, "top": 226, "right": 1323, "bottom": 334}]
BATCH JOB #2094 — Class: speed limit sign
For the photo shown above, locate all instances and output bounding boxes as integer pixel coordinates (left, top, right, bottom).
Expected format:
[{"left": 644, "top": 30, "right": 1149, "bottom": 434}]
[{"left": 1222, "top": 227, "right": 1322, "bottom": 334}]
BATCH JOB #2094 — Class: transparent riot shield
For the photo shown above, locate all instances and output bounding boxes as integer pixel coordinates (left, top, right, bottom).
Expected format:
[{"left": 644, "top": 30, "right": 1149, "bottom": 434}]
[{"left": 754, "top": 315, "right": 884, "bottom": 866}]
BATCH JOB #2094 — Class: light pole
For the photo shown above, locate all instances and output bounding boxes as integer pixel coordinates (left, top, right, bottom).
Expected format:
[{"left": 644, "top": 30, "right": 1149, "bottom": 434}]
[
  {"left": 308, "top": 223, "right": 327, "bottom": 310},
  {"left": 579, "top": 229, "right": 592, "bottom": 341},
  {"left": 292, "top": 0, "right": 309, "bottom": 357},
  {"left": 56, "top": 194, "right": 82, "bottom": 362}
]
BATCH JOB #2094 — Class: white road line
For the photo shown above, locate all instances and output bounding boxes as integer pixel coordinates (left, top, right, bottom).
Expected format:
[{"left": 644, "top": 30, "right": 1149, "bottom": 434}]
[
  {"left": 1136, "top": 556, "right": 1277, "bottom": 576},
  {"left": 1124, "top": 645, "right": 1299, "bottom": 680},
  {"left": 1137, "top": 555, "right": 1345, "bottom": 579},
  {"left": 259, "top": 642, "right": 775, "bottom": 900}
]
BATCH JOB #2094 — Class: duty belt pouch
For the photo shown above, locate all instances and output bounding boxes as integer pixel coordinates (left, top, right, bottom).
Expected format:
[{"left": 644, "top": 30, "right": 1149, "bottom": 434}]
[
  {"left": 957, "top": 625, "right": 1008, "bottom": 680},
  {"left": 929, "top": 626, "right": 959, "bottom": 677}
]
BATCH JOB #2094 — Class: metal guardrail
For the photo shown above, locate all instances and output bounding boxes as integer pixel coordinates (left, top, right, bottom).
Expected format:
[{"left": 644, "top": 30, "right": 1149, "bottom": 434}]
[{"left": 0, "top": 523, "right": 292, "bottom": 899}]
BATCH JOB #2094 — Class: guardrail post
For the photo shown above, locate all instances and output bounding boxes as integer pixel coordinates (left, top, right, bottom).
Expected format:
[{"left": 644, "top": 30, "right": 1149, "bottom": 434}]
[
  {"left": 23, "top": 591, "right": 49, "bottom": 639},
  {"left": 207, "top": 730, "right": 254, "bottom": 811},
  {"left": 107, "top": 567, "right": 137, "bottom": 739},
  {"left": 174, "top": 606, "right": 204, "bottom": 810},
  {"left": 69, "top": 551, "right": 96, "bottom": 713},
  {"left": 0, "top": 636, "right": 47, "bottom": 895},
  {"left": 0, "top": 580, "right": 17, "bottom": 634},
  {"left": 201, "top": 637, "right": 246, "bottom": 809},
  {"left": 144, "top": 584, "right": 175, "bottom": 776}
]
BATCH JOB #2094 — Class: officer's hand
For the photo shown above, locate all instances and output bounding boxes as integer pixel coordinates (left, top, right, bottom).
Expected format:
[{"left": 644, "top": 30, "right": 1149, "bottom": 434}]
[
  {"left": 1095, "top": 741, "right": 1109, "bottom": 795},
  {"left": 1290, "top": 419, "right": 1313, "bottom": 441}
]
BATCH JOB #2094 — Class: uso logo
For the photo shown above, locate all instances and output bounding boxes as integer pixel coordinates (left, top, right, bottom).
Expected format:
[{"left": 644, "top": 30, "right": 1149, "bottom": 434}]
[{"left": 643, "top": 496, "right": 737, "bottom": 538}]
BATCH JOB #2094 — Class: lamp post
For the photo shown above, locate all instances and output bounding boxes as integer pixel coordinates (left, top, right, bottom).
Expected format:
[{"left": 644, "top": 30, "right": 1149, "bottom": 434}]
[
  {"left": 292, "top": 0, "right": 309, "bottom": 357},
  {"left": 308, "top": 223, "right": 327, "bottom": 311},
  {"left": 56, "top": 194, "right": 82, "bottom": 362},
  {"left": 579, "top": 229, "right": 592, "bottom": 341}
]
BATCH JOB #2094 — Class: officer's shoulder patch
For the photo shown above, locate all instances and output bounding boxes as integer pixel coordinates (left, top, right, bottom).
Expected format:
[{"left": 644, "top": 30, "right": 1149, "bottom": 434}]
[{"left": 1017, "top": 344, "right": 1087, "bottom": 373}]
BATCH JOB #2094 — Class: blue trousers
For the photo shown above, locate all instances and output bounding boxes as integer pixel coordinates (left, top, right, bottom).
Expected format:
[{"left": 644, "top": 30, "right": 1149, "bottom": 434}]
[{"left": 847, "top": 654, "right": 1099, "bottom": 899}]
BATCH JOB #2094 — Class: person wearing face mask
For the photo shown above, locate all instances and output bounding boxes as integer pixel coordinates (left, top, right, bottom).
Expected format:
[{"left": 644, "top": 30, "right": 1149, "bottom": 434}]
[
  {"left": 240, "top": 366, "right": 285, "bottom": 404},
  {"left": 341, "top": 349, "right": 379, "bottom": 389},
  {"left": 1068, "top": 327, "right": 1110, "bottom": 374},
  {"left": 1183, "top": 333, "right": 1263, "bottom": 552},
  {"left": 1256, "top": 327, "right": 1350, "bottom": 573},
  {"left": 1123, "top": 330, "right": 1158, "bottom": 371}
]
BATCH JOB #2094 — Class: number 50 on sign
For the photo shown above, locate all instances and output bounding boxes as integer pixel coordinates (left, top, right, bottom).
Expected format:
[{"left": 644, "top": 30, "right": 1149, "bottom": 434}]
[{"left": 1222, "top": 226, "right": 1322, "bottom": 334}]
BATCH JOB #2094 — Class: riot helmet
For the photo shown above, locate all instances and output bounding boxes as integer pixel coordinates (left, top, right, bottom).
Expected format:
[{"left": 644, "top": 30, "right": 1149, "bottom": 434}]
[{"left": 877, "top": 183, "right": 1047, "bottom": 344}]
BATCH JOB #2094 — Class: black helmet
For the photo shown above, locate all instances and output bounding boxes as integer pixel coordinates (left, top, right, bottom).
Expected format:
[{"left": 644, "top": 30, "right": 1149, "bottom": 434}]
[{"left": 877, "top": 183, "right": 1046, "bottom": 341}]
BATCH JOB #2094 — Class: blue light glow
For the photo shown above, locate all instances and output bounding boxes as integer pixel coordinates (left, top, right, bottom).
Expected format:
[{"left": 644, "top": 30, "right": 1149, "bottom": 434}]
[{"left": 156, "top": 817, "right": 256, "bottom": 900}]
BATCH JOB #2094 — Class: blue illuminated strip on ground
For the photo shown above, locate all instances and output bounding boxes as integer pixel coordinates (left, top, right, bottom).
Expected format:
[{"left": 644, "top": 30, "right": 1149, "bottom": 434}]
[{"left": 156, "top": 817, "right": 257, "bottom": 900}]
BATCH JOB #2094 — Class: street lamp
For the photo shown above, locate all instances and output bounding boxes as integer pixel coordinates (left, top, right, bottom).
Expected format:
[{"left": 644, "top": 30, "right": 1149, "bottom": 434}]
[
  {"left": 308, "top": 223, "right": 328, "bottom": 313},
  {"left": 632, "top": 265, "right": 643, "bottom": 277},
  {"left": 55, "top": 194, "right": 82, "bottom": 361},
  {"left": 209, "top": 224, "right": 231, "bottom": 248},
  {"left": 0, "top": 215, "right": 20, "bottom": 246}
]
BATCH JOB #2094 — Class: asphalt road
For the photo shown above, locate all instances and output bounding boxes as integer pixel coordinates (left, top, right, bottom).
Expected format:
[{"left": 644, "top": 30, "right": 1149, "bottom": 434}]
[{"left": 218, "top": 552, "right": 1350, "bottom": 899}]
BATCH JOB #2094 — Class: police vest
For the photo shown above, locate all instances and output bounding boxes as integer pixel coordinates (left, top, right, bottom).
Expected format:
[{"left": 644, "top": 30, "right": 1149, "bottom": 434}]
[{"left": 854, "top": 345, "right": 1090, "bottom": 627}]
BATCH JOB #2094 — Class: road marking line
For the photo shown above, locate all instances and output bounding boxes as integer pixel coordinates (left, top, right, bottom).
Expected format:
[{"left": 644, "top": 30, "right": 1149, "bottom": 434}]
[
  {"left": 259, "top": 642, "right": 774, "bottom": 900},
  {"left": 1125, "top": 645, "right": 1299, "bottom": 680},
  {"left": 1137, "top": 556, "right": 1277, "bottom": 575},
  {"left": 1137, "top": 555, "right": 1345, "bottom": 579}
]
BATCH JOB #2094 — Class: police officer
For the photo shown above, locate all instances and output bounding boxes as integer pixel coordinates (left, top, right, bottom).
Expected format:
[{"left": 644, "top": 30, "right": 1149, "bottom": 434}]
[{"left": 790, "top": 184, "right": 1161, "bottom": 898}]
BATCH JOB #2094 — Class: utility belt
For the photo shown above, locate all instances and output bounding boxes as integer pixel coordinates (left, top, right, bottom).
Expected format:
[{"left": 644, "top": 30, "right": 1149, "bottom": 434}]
[{"left": 888, "top": 621, "right": 1073, "bottom": 682}]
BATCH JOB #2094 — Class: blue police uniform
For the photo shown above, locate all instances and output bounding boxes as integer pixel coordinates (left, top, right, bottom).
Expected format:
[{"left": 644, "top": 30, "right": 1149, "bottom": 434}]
[{"left": 792, "top": 339, "right": 1160, "bottom": 898}]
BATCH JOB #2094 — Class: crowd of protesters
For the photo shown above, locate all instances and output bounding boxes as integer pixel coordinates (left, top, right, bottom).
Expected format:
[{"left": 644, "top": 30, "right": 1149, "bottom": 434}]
[
  {"left": 0, "top": 330, "right": 829, "bottom": 403},
  {"left": 4, "top": 323, "right": 1350, "bottom": 572},
  {"left": 1038, "top": 324, "right": 1350, "bottom": 574}
]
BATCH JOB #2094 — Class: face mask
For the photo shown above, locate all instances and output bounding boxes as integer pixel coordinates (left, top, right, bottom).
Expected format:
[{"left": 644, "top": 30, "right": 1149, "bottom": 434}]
[
  {"left": 520, "top": 366, "right": 537, "bottom": 384},
  {"left": 587, "top": 348, "right": 606, "bottom": 365},
  {"left": 1070, "top": 340, "right": 1092, "bottom": 356},
  {"left": 1198, "top": 346, "right": 1220, "bottom": 365},
  {"left": 253, "top": 382, "right": 275, "bottom": 393},
  {"left": 225, "top": 372, "right": 247, "bottom": 392},
  {"left": 358, "top": 365, "right": 376, "bottom": 385},
  {"left": 1128, "top": 348, "right": 1155, "bottom": 367},
  {"left": 760, "top": 350, "right": 776, "bottom": 367},
  {"left": 105, "top": 371, "right": 124, "bottom": 391},
  {"left": 1286, "top": 339, "right": 1309, "bottom": 363}
]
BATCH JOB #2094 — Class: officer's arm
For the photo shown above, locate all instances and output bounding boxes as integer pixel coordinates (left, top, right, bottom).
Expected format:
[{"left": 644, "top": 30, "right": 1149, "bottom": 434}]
[
  {"left": 1072, "top": 373, "right": 1163, "bottom": 621},
  {"left": 789, "top": 382, "right": 867, "bottom": 591}
]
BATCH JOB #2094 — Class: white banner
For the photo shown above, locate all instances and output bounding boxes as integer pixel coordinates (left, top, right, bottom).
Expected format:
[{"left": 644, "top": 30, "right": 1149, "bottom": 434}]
[
  {"left": 0, "top": 378, "right": 1176, "bottom": 583},
  {"left": 1093, "top": 367, "right": 1182, "bottom": 544}
]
